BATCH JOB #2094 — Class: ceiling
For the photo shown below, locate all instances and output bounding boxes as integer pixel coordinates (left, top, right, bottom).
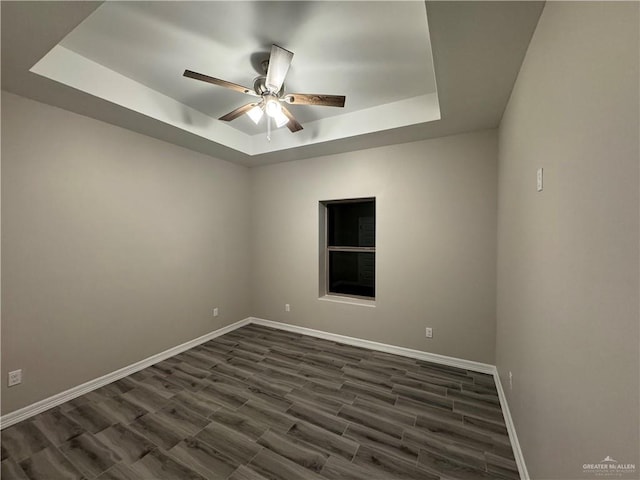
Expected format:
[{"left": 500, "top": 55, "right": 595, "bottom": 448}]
[{"left": 1, "top": 1, "right": 544, "bottom": 167}]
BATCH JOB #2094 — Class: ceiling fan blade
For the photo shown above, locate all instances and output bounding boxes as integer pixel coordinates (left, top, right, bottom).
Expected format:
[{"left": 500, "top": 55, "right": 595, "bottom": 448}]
[
  {"left": 219, "top": 103, "right": 259, "bottom": 122},
  {"left": 281, "top": 105, "right": 303, "bottom": 133},
  {"left": 265, "top": 44, "right": 293, "bottom": 93},
  {"left": 184, "top": 69, "right": 258, "bottom": 96},
  {"left": 284, "top": 93, "right": 346, "bottom": 108}
]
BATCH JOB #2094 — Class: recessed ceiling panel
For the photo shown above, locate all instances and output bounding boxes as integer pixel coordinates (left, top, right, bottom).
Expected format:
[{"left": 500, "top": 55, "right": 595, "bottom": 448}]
[{"left": 30, "top": 1, "right": 440, "bottom": 154}]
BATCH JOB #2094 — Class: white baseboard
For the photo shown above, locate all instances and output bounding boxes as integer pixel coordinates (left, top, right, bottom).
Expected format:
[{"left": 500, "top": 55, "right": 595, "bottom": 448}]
[
  {"left": 0, "top": 314, "right": 527, "bottom": 480},
  {"left": 249, "top": 317, "right": 495, "bottom": 374},
  {"left": 0, "top": 318, "right": 251, "bottom": 429},
  {"left": 493, "top": 369, "right": 529, "bottom": 480}
]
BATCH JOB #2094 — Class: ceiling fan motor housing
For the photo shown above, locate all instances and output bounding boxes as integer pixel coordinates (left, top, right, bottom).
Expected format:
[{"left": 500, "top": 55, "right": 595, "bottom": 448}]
[{"left": 254, "top": 76, "right": 283, "bottom": 97}]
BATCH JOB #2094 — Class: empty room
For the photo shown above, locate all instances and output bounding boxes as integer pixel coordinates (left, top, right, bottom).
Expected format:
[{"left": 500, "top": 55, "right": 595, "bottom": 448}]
[{"left": 1, "top": 1, "right": 638, "bottom": 479}]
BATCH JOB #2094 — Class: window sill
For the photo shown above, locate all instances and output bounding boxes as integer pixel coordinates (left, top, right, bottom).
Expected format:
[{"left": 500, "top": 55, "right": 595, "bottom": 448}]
[{"left": 318, "top": 295, "right": 376, "bottom": 308}]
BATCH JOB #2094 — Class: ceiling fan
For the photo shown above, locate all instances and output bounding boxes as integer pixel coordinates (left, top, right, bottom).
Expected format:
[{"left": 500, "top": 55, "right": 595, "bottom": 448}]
[{"left": 183, "top": 44, "right": 346, "bottom": 135}]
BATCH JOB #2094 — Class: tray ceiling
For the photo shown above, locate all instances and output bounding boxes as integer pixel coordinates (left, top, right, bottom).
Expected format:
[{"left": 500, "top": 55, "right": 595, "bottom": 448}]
[
  {"left": 30, "top": 1, "right": 440, "bottom": 157},
  {"left": 1, "top": 1, "right": 544, "bottom": 166}
]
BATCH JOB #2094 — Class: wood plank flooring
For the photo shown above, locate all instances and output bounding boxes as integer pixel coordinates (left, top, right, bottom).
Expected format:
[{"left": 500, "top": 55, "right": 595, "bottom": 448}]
[{"left": 1, "top": 324, "right": 519, "bottom": 480}]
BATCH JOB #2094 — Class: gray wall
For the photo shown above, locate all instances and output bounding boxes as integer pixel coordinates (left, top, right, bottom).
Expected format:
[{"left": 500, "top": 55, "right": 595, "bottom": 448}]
[
  {"left": 1, "top": 92, "right": 251, "bottom": 414},
  {"left": 496, "top": 3, "right": 639, "bottom": 479},
  {"left": 250, "top": 130, "right": 498, "bottom": 364}
]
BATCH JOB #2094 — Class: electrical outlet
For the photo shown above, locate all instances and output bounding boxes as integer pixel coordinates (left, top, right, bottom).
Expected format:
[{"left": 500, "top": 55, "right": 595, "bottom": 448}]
[
  {"left": 285, "top": 304, "right": 290, "bottom": 312},
  {"left": 8, "top": 369, "right": 22, "bottom": 387},
  {"left": 425, "top": 327, "right": 433, "bottom": 338},
  {"left": 509, "top": 371, "right": 513, "bottom": 390},
  {"left": 213, "top": 308, "right": 219, "bottom": 317}
]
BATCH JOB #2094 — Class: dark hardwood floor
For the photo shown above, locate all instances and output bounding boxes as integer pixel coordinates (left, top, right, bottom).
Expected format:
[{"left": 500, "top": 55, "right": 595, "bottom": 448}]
[{"left": 1, "top": 324, "right": 519, "bottom": 479}]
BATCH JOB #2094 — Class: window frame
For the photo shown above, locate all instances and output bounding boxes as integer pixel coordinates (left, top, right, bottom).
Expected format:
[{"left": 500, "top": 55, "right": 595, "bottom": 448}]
[{"left": 320, "top": 197, "right": 376, "bottom": 301}]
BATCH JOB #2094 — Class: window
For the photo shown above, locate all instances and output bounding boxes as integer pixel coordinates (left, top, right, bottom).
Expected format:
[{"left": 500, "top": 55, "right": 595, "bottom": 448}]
[{"left": 321, "top": 198, "right": 375, "bottom": 299}]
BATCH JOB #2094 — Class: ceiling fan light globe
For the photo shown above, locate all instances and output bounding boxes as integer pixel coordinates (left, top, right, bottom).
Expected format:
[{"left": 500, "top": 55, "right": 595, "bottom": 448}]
[
  {"left": 265, "top": 97, "right": 282, "bottom": 117},
  {"left": 247, "top": 105, "right": 264, "bottom": 124},
  {"left": 274, "top": 109, "right": 289, "bottom": 128}
]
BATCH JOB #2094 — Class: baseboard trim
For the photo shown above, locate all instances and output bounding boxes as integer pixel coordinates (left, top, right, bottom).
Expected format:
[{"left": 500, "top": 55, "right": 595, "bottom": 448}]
[
  {"left": 0, "top": 318, "right": 251, "bottom": 429},
  {"left": 493, "top": 369, "right": 529, "bottom": 480},
  {"left": 249, "top": 317, "right": 495, "bottom": 375}
]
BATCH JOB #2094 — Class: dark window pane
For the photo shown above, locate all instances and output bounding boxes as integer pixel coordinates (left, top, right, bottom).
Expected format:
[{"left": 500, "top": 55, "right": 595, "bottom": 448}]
[
  {"left": 327, "top": 201, "right": 375, "bottom": 247},
  {"left": 329, "top": 251, "right": 375, "bottom": 298}
]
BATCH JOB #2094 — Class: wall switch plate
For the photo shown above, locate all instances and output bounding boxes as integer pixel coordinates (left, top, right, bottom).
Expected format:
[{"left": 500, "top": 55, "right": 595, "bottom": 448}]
[
  {"left": 213, "top": 308, "right": 219, "bottom": 317},
  {"left": 425, "top": 327, "right": 433, "bottom": 338},
  {"left": 509, "top": 371, "right": 513, "bottom": 390},
  {"left": 537, "top": 168, "right": 543, "bottom": 192},
  {"left": 8, "top": 369, "right": 22, "bottom": 387},
  {"left": 285, "top": 304, "right": 290, "bottom": 312}
]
